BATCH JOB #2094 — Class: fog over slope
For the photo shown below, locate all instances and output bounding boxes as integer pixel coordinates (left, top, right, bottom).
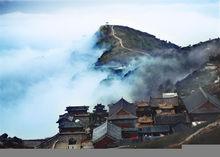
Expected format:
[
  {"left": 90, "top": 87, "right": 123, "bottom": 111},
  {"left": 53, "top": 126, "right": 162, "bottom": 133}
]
[
  {"left": 122, "top": 39, "right": 220, "bottom": 99},
  {"left": 96, "top": 25, "right": 220, "bottom": 99}
]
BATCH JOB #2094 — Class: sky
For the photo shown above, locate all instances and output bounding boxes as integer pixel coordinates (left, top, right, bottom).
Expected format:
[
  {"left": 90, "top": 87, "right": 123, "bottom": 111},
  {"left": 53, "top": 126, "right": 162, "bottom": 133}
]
[
  {"left": 0, "top": 0, "right": 219, "bottom": 46},
  {"left": 0, "top": 0, "right": 219, "bottom": 139}
]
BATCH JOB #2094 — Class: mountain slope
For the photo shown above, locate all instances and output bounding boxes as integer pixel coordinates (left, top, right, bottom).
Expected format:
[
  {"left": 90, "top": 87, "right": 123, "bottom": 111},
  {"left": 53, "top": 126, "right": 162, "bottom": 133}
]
[
  {"left": 94, "top": 25, "right": 220, "bottom": 99},
  {"left": 179, "top": 119, "right": 220, "bottom": 145},
  {"left": 95, "top": 25, "right": 179, "bottom": 66},
  {"left": 176, "top": 53, "right": 220, "bottom": 98}
]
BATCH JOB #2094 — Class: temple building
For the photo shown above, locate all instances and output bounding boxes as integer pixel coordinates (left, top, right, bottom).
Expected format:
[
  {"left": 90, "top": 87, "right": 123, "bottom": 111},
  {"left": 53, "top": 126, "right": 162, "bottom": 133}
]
[
  {"left": 182, "top": 87, "right": 220, "bottom": 122},
  {"left": 135, "top": 101, "right": 154, "bottom": 132},
  {"left": 156, "top": 103, "right": 175, "bottom": 115},
  {"left": 92, "top": 122, "right": 122, "bottom": 148},
  {"left": 136, "top": 115, "right": 153, "bottom": 128},
  {"left": 108, "top": 98, "right": 137, "bottom": 128},
  {"left": 54, "top": 106, "right": 91, "bottom": 149},
  {"left": 149, "top": 94, "right": 191, "bottom": 133},
  {"left": 149, "top": 95, "right": 182, "bottom": 115},
  {"left": 65, "top": 106, "right": 90, "bottom": 128},
  {"left": 154, "top": 113, "right": 191, "bottom": 133},
  {"left": 108, "top": 98, "right": 138, "bottom": 140},
  {"left": 135, "top": 101, "right": 153, "bottom": 117},
  {"left": 57, "top": 113, "right": 84, "bottom": 133}
]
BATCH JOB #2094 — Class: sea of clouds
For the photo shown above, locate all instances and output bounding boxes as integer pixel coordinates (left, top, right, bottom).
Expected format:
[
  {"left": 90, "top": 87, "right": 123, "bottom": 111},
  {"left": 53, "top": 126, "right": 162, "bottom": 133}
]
[{"left": 0, "top": 11, "right": 134, "bottom": 139}]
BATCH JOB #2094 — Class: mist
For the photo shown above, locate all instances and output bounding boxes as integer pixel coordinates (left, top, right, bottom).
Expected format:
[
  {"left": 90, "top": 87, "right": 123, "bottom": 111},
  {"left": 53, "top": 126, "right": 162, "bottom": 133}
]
[
  {"left": 113, "top": 37, "right": 219, "bottom": 101},
  {"left": 0, "top": 13, "right": 133, "bottom": 139}
]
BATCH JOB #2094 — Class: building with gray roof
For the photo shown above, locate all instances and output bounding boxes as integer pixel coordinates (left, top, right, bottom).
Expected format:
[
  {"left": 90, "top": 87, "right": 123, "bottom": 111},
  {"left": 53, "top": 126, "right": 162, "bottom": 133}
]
[{"left": 182, "top": 87, "right": 220, "bottom": 121}]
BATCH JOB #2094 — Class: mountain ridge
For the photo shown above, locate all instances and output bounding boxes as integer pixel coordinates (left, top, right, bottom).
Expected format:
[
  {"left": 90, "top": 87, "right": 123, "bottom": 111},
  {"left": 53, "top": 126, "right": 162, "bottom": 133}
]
[
  {"left": 95, "top": 25, "right": 180, "bottom": 66},
  {"left": 94, "top": 24, "right": 220, "bottom": 99},
  {"left": 95, "top": 25, "right": 219, "bottom": 67}
]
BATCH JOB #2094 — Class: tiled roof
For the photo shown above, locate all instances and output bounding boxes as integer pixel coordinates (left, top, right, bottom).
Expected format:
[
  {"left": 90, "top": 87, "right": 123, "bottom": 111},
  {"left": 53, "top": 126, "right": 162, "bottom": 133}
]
[
  {"left": 66, "top": 106, "right": 89, "bottom": 112},
  {"left": 56, "top": 113, "right": 73, "bottom": 123},
  {"left": 122, "top": 128, "right": 138, "bottom": 132},
  {"left": 140, "top": 125, "right": 170, "bottom": 133},
  {"left": 182, "top": 87, "right": 220, "bottom": 114},
  {"left": 92, "top": 122, "right": 122, "bottom": 143},
  {"left": 154, "top": 113, "right": 190, "bottom": 125},
  {"left": 135, "top": 101, "right": 149, "bottom": 107},
  {"left": 108, "top": 114, "right": 137, "bottom": 120},
  {"left": 57, "top": 113, "right": 84, "bottom": 128},
  {"left": 108, "top": 98, "right": 136, "bottom": 120}
]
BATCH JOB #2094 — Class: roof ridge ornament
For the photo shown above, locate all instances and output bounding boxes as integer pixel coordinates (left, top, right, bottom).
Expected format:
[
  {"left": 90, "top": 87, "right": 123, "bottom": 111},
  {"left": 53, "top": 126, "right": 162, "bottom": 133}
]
[{"left": 199, "top": 87, "right": 208, "bottom": 100}]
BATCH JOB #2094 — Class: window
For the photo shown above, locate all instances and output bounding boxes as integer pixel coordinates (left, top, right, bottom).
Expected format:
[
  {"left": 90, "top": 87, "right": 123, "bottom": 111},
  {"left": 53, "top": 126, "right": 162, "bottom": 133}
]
[{"left": 68, "top": 138, "right": 77, "bottom": 145}]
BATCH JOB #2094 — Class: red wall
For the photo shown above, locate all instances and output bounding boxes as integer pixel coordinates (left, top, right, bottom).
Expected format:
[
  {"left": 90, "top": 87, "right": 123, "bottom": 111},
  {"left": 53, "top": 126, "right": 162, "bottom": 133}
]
[{"left": 93, "top": 136, "right": 116, "bottom": 148}]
